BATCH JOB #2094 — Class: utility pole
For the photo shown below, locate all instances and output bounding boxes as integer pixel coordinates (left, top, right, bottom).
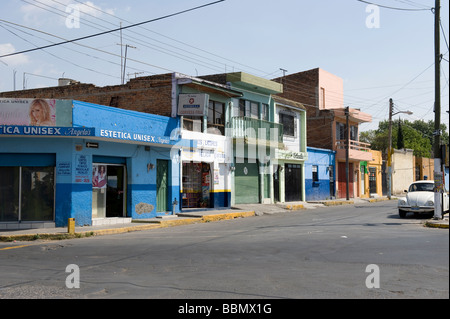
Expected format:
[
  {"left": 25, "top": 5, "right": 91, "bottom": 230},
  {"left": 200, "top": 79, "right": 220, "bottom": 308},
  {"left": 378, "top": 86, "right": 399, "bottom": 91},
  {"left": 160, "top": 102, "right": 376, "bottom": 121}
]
[
  {"left": 387, "top": 98, "right": 394, "bottom": 200},
  {"left": 345, "top": 106, "right": 350, "bottom": 201},
  {"left": 120, "top": 22, "right": 123, "bottom": 84},
  {"left": 280, "top": 68, "right": 288, "bottom": 87},
  {"left": 117, "top": 43, "right": 137, "bottom": 84},
  {"left": 433, "top": 0, "right": 443, "bottom": 219}
]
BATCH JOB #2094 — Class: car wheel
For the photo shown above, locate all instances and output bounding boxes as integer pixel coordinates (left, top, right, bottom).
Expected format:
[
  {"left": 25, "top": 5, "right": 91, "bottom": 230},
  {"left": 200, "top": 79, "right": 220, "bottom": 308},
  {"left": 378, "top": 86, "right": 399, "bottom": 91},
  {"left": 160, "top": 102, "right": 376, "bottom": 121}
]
[{"left": 399, "top": 209, "right": 407, "bottom": 218}]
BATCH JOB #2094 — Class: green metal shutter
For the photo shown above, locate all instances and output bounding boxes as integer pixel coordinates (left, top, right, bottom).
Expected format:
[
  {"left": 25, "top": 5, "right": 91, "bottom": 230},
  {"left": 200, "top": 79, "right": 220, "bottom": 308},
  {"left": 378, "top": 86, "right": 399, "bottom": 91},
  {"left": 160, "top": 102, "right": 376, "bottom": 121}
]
[{"left": 234, "top": 161, "right": 259, "bottom": 204}]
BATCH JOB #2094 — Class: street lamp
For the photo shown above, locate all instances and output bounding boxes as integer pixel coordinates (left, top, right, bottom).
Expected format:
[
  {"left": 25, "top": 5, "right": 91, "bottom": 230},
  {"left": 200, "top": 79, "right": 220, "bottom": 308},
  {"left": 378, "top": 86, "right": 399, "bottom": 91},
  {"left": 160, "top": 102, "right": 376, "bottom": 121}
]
[{"left": 387, "top": 98, "right": 413, "bottom": 199}]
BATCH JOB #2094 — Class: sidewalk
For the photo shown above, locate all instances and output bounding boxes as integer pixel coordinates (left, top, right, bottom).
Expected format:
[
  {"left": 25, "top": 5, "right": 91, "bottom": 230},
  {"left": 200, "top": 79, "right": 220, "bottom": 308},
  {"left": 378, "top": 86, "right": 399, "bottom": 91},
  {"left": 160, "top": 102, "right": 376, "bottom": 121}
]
[{"left": 1, "top": 197, "right": 446, "bottom": 242}]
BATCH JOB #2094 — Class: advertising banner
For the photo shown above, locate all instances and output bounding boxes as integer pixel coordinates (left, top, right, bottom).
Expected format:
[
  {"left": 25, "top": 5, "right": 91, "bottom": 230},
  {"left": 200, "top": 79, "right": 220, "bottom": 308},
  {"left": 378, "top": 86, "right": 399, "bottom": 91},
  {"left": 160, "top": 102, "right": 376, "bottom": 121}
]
[{"left": 0, "top": 98, "right": 72, "bottom": 126}]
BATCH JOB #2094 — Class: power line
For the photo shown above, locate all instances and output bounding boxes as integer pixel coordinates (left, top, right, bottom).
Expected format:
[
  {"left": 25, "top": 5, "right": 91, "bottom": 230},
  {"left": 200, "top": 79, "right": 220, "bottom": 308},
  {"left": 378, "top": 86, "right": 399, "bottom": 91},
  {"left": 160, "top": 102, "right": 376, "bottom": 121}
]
[
  {"left": 0, "top": 0, "right": 225, "bottom": 59},
  {"left": 356, "top": 0, "right": 432, "bottom": 11},
  {"left": 68, "top": 0, "right": 269, "bottom": 76}
]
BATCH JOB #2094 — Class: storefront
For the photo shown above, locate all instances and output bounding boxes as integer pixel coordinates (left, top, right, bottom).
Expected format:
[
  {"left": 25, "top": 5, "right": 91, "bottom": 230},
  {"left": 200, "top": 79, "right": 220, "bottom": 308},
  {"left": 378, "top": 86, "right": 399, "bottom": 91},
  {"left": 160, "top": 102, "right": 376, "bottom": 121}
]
[
  {"left": 274, "top": 149, "right": 308, "bottom": 203},
  {"left": 305, "top": 147, "right": 336, "bottom": 201},
  {"left": 180, "top": 130, "right": 232, "bottom": 209},
  {"left": 0, "top": 98, "right": 183, "bottom": 229}
]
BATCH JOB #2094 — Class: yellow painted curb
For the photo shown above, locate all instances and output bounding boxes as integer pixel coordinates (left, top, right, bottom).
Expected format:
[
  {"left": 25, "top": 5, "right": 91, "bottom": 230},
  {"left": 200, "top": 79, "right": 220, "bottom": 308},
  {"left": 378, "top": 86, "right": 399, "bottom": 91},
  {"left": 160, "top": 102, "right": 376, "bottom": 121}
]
[
  {"left": 424, "top": 221, "right": 449, "bottom": 229},
  {"left": 323, "top": 201, "right": 354, "bottom": 206},
  {"left": 0, "top": 212, "right": 256, "bottom": 242},
  {"left": 158, "top": 218, "right": 202, "bottom": 228},
  {"left": 201, "top": 211, "right": 255, "bottom": 222},
  {"left": 285, "top": 204, "right": 304, "bottom": 211}
]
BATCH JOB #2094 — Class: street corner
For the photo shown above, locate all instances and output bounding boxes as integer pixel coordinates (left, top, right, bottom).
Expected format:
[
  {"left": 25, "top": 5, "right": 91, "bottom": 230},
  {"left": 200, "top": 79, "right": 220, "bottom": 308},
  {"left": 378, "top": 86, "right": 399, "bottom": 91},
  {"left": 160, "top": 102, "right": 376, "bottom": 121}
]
[{"left": 424, "top": 214, "right": 449, "bottom": 229}]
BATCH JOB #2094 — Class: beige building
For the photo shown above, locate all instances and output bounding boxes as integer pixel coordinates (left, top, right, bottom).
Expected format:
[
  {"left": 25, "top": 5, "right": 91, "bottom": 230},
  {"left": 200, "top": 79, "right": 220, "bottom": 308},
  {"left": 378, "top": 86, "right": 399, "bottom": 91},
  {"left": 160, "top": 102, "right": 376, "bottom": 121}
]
[{"left": 391, "top": 149, "right": 415, "bottom": 195}]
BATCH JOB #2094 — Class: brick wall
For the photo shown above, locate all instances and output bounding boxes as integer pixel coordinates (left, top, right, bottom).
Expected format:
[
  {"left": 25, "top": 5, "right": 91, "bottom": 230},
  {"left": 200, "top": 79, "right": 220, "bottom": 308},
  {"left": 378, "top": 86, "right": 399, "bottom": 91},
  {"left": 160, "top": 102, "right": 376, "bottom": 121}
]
[
  {"left": 274, "top": 68, "right": 319, "bottom": 112},
  {"left": 274, "top": 68, "right": 335, "bottom": 150},
  {"left": 0, "top": 73, "right": 174, "bottom": 117}
]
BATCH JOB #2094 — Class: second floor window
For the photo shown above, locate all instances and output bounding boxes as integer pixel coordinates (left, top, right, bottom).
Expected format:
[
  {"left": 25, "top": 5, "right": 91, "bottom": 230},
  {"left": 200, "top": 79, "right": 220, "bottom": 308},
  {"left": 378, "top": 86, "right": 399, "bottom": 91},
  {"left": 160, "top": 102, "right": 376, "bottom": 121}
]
[
  {"left": 350, "top": 125, "right": 358, "bottom": 141},
  {"left": 336, "top": 122, "right": 345, "bottom": 141},
  {"left": 261, "top": 103, "right": 269, "bottom": 121},
  {"left": 336, "top": 122, "right": 359, "bottom": 141},
  {"left": 280, "top": 113, "right": 295, "bottom": 137},
  {"left": 207, "top": 101, "right": 225, "bottom": 135},
  {"left": 239, "top": 99, "right": 259, "bottom": 119}
]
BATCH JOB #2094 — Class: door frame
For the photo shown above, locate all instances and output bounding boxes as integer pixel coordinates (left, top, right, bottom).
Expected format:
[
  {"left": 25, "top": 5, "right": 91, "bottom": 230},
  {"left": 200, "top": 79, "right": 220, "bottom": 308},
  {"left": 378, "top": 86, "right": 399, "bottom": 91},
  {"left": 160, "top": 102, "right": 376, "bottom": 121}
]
[
  {"left": 156, "top": 159, "right": 169, "bottom": 212},
  {"left": 92, "top": 163, "right": 127, "bottom": 218}
]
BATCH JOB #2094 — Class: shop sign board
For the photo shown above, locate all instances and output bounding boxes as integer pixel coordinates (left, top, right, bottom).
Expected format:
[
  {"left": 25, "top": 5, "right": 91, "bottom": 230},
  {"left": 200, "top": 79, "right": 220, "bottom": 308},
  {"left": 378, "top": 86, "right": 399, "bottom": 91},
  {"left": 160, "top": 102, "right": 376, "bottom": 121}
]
[
  {"left": 177, "top": 94, "right": 209, "bottom": 116},
  {"left": 0, "top": 125, "right": 95, "bottom": 137}
]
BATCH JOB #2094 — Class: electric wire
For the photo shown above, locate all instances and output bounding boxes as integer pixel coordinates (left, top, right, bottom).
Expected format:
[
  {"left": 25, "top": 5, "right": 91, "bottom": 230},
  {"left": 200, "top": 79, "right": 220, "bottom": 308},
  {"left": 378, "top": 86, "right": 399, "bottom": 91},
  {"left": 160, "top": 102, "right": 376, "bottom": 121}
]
[
  {"left": 0, "top": 0, "right": 225, "bottom": 59},
  {"left": 68, "top": 0, "right": 270, "bottom": 77},
  {"left": 356, "top": 0, "right": 432, "bottom": 11}
]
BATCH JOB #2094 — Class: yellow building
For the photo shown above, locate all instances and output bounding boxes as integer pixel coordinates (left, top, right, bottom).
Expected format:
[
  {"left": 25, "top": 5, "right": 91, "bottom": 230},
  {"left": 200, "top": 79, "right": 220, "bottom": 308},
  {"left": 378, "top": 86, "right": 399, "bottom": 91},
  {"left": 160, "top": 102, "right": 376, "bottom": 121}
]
[
  {"left": 414, "top": 157, "right": 434, "bottom": 181},
  {"left": 361, "top": 150, "right": 383, "bottom": 198}
]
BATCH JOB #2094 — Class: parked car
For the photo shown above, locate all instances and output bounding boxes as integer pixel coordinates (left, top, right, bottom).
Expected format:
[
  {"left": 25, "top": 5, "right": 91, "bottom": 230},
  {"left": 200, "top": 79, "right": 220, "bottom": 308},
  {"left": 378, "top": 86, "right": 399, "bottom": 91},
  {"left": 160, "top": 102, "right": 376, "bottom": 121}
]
[{"left": 398, "top": 181, "right": 449, "bottom": 218}]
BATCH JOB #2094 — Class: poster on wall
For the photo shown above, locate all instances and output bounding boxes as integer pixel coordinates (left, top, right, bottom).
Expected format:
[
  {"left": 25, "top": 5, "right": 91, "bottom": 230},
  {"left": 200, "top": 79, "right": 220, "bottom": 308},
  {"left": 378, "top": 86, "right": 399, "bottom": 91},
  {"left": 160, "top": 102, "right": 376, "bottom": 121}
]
[
  {"left": 92, "top": 164, "right": 107, "bottom": 189},
  {"left": 0, "top": 98, "right": 56, "bottom": 126}
]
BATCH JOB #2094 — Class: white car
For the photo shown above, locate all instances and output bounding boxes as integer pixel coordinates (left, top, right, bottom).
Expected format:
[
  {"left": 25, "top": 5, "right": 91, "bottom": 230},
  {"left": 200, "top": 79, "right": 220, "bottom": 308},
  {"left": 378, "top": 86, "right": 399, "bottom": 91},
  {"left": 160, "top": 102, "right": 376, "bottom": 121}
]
[{"left": 398, "top": 180, "right": 449, "bottom": 218}]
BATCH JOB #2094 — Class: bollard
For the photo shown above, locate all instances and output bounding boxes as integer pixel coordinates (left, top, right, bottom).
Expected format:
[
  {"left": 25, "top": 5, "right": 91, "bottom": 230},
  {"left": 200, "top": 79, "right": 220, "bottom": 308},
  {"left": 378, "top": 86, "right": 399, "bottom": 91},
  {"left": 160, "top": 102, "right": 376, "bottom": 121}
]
[
  {"left": 68, "top": 218, "right": 75, "bottom": 235},
  {"left": 172, "top": 198, "right": 178, "bottom": 215}
]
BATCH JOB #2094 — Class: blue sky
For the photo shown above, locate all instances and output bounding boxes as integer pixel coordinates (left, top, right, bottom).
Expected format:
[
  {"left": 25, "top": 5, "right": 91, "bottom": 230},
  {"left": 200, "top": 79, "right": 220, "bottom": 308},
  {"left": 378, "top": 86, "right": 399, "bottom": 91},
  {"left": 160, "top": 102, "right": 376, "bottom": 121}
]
[{"left": 0, "top": 0, "right": 448, "bottom": 132}]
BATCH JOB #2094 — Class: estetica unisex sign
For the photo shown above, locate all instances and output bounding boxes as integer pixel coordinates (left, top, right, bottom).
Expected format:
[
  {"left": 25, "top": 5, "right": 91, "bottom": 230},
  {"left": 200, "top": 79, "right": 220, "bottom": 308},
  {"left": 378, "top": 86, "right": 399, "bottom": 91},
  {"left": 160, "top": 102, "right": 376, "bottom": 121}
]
[{"left": 0, "top": 125, "right": 95, "bottom": 137}]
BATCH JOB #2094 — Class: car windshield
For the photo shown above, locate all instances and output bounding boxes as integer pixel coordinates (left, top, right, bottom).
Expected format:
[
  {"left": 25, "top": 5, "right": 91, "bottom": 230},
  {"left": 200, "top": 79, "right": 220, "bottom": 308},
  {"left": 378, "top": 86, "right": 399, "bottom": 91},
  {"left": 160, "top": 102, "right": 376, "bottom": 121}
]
[{"left": 408, "top": 183, "right": 434, "bottom": 192}]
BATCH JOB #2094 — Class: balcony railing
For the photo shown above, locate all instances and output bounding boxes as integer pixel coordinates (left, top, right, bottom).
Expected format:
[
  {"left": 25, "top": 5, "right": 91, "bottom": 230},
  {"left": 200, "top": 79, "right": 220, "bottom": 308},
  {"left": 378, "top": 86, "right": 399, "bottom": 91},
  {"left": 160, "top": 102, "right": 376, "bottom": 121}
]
[
  {"left": 335, "top": 139, "right": 373, "bottom": 162},
  {"left": 231, "top": 116, "right": 283, "bottom": 144}
]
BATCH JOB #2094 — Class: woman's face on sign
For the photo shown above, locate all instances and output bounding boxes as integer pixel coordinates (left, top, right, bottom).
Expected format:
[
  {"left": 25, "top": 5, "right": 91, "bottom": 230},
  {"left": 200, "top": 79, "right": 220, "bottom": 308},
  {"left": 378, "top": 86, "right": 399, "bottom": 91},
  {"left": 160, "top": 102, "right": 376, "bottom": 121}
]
[{"left": 31, "top": 105, "right": 44, "bottom": 121}]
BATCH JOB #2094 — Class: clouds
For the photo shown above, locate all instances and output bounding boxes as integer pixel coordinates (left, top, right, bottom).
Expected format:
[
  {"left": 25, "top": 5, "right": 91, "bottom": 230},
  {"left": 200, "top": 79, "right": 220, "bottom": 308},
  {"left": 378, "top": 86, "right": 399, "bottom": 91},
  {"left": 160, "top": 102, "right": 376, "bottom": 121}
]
[{"left": 0, "top": 43, "right": 30, "bottom": 66}]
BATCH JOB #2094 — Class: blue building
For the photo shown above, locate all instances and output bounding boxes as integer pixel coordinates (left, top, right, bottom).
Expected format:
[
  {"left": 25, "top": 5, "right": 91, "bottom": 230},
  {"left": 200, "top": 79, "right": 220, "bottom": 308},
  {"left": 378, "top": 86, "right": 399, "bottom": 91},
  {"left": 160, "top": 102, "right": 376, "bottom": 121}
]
[
  {"left": 0, "top": 99, "right": 183, "bottom": 229},
  {"left": 305, "top": 147, "right": 336, "bottom": 201}
]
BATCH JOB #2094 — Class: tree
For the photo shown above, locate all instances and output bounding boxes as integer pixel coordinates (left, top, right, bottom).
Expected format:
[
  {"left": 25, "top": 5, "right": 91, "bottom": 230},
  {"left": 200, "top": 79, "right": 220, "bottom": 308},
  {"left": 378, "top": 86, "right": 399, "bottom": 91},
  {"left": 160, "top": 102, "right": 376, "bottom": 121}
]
[{"left": 361, "top": 119, "right": 445, "bottom": 158}]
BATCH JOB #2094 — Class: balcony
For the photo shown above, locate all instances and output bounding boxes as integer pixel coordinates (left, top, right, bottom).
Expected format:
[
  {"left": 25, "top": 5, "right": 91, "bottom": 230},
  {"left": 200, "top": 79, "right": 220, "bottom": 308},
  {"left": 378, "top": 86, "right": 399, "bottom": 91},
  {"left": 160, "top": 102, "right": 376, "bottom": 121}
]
[
  {"left": 335, "top": 139, "right": 373, "bottom": 162},
  {"left": 231, "top": 117, "right": 283, "bottom": 145}
]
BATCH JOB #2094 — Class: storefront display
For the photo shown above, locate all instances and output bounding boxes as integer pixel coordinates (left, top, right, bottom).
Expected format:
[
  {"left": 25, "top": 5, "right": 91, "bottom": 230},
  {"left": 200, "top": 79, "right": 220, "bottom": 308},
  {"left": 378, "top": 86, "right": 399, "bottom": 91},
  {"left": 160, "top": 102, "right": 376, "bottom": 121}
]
[{"left": 0, "top": 98, "right": 182, "bottom": 228}]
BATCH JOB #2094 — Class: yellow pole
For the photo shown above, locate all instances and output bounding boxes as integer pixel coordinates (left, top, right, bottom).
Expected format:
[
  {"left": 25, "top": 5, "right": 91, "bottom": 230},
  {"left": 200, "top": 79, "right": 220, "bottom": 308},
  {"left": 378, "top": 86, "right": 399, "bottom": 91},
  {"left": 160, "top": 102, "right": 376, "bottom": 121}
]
[{"left": 68, "top": 218, "right": 75, "bottom": 235}]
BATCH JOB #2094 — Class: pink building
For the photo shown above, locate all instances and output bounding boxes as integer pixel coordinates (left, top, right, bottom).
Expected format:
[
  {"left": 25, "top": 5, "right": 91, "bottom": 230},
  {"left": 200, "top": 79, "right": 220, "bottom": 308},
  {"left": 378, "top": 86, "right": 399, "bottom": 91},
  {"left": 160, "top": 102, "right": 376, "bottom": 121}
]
[{"left": 275, "top": 68, "right": 373, "bottom": 198}]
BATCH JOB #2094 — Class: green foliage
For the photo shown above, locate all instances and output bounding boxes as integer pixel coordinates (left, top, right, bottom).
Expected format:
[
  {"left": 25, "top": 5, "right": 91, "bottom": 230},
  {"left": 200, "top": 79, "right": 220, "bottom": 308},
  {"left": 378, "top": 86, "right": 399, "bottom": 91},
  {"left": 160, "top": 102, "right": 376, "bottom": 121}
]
[{"left": 362, "top": 119, "right": 448, "bottom": 158}]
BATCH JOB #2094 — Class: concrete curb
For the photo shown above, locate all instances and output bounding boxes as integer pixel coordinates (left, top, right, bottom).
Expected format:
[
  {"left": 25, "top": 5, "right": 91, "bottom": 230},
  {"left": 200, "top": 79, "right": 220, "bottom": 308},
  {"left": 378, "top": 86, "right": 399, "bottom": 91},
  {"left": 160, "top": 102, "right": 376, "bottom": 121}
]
[
  {"left": 323, "top": 200, "right": 354, "bottom": 206},
  {"left": 0, "top": 212, "right": 256, "bottom": 242},
  {"left": 424, "top": 220, "right": 449, "bottom": 229},
  {"left": 284, "top": 204, "right": 305, "bottom": 211}
]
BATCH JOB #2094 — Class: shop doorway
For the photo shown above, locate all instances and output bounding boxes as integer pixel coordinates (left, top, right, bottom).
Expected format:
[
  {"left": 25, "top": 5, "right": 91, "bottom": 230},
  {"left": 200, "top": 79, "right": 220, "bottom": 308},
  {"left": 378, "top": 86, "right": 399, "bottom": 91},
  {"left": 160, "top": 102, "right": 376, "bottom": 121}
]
[
  {"left": 338, "top": 162, "right": 354, "bottom": 198},
  {"left": 156, "top": 160, "right": 169, "bottom": 212},
  {"left": 92, "top": 164, "right": 126, "bottom": 218},
  {"left": 273, "top": 165, "right": 280, "bottom": 202},
  {"left": 285, "top": 164, "right": 302, "bottom": 202},
  {"left": 369, "top": 167, "right": 377, "bottom": 194},
  {"left": 182, "top": 162, "right": 211, "bottom": 208}
]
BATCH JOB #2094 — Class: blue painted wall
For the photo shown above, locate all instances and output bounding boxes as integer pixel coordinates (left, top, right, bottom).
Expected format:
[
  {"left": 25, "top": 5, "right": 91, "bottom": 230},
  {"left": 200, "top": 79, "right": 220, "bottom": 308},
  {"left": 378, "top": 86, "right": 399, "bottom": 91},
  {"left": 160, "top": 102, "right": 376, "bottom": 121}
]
[
  {"left": 1, "top": 100, "right": 182, "bottom": 227},
  {"left": 305, "top": 147, "right": 336, "bottom": 201}
]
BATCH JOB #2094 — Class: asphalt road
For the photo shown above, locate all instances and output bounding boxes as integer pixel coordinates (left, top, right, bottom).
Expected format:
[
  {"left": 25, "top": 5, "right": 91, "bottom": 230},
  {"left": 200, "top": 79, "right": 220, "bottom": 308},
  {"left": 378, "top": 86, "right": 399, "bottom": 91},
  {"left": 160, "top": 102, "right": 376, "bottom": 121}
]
[{"left": 0, "top": 200, "right": 448, "bottom": 300}]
